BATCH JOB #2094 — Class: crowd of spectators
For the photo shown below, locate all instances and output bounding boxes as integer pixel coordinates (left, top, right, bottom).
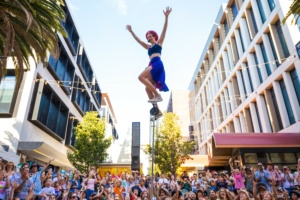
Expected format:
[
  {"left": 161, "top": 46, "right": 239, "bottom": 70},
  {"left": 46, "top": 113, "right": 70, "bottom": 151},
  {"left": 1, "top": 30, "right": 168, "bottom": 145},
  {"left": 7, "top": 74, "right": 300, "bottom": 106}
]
[{"left": 0, "top": 155, "right": 299, "bottom": 200}]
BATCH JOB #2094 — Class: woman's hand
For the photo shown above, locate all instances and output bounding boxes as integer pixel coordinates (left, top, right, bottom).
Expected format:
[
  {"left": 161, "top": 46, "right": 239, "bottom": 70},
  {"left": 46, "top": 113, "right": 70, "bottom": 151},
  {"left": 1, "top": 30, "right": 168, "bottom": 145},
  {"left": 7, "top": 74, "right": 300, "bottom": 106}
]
[
  {"left": 163, "top": 7, "right": 172, "bottom": 17},
  {"left": 126, "top": 25, "right": 132, "bottom": 33}
]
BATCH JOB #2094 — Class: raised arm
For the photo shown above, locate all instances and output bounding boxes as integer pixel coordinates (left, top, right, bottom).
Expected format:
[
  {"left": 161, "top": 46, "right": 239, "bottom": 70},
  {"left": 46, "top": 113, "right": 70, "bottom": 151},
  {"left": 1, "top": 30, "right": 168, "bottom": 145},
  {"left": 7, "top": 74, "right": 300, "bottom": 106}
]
[
  {"left": 126, "top": 25, "right": 149, "bottom": 50},
  {"left": 157, "top": 7, "right": 172, "bottom": 46}
]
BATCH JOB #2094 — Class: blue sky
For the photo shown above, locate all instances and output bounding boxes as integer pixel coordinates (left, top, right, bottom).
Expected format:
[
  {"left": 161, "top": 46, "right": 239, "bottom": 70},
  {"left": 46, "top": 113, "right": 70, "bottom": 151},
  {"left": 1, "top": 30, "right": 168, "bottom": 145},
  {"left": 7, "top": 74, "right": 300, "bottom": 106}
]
[{"left": 67, "top": 0, "right": 228, "bottom": 144}]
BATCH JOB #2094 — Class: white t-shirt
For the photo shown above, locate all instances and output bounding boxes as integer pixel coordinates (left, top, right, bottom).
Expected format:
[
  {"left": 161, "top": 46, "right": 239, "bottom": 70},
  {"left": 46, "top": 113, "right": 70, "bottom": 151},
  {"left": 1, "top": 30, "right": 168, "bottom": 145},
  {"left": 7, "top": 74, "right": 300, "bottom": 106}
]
[
  {"left": 293, "top": 171, "right": 300, "bottom": 185},
  {"left": 158, "top": 178, "right": 169, "bottom": 185},
  {"left": 38, "top": 187, "right": 55, "bottom": 200},
  {"left": 281, "top": 173, "right": 294, "bottom": 188}
]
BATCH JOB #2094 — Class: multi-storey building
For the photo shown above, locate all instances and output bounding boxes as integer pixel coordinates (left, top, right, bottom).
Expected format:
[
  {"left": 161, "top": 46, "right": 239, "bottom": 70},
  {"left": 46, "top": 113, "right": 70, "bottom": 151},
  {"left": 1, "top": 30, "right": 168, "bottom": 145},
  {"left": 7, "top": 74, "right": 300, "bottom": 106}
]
[
  {"left": 0, "top": 2, "right": 108, "bottom": 169},
  {"left": 189, "top": 0, "right": 300, "bottom": 168}
]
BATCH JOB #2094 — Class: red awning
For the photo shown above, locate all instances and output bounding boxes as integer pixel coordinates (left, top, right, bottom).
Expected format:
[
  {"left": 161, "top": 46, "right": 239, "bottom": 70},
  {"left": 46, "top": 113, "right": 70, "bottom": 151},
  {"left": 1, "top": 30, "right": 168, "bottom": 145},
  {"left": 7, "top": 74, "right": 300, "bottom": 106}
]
[{"left": 212, "top": 133, "right": 300, "bottom": 148}]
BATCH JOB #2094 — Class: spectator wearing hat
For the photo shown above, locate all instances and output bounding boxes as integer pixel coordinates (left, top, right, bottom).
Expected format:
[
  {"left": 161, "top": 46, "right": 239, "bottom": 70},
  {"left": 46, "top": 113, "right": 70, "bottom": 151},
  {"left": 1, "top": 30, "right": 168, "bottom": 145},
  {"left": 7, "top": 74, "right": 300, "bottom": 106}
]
[
  {"left": 281, "top": 166, "right": 294, "bottom": 194},
  {"left": 254, "top": 163, "right": 272, "bottom": 191},
  {"left": 253, "top": 181, "right": 268, "bottom": 200},
  {"left": 8, "top": 164, "right": 34, "bottom": 200},
  {"left": 30, "top": 158, "right": 55, "bottom": 197},
  {"left": 290, "top": 191, "right": 300, "bottom": 200},
  {"left": 216, "top": 173, "right": 228, "bottom": 190},
  {"left": 275, "top": 187, "right": 288, "bottom": 200},
  {"left": 237, "top": 189, "right": 250, "bottom": 200}
]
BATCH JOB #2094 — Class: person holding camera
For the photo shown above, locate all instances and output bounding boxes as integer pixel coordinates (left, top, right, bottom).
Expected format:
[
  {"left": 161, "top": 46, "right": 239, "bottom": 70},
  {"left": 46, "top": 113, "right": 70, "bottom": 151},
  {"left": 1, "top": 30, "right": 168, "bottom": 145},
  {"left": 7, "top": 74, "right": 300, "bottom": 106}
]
[{"left": 181, "top": 176, "right": 192, "bottom": 192}]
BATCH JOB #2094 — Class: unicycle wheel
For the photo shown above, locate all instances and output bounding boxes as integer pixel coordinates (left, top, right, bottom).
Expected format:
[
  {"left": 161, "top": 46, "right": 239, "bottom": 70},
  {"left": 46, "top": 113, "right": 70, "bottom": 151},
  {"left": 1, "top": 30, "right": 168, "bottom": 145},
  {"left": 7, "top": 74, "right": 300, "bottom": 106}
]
[{"left": 150, "top": 107, "right": 159, "bottom": 116}]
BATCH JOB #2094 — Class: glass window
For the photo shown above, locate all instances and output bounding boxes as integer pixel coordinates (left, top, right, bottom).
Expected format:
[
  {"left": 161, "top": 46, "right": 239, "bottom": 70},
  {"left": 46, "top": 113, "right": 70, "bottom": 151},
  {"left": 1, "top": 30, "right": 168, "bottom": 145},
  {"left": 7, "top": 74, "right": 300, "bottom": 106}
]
[
  {"left": 245, "top": 62, "right": 254, "bottom": 92},
  {"left": 35, "top": 84, "right": 69, "bottom": 139},
  {"left": 253, "top": 102, "right": 262, "bottom": 132},
  {"left": 279, "top": 79, "right": 296, "bottom": 125},
  {"left": 275, "top": 20, "right": 290, "bottom": 58},
  {"left": 260, "top": 42, "right": 272, "bottom": 76},
  {"left": 249, "top": 8, "right": 258, "bottom": 33},
  {"left": 268, "top": 0, "right": 276, "bottom": 11},
  {"left": 232, "top": 3, "right": 239, "bottom": 21},
  {"left": 239, "top": 70, "right": 247, "bottom": 99},
  {"left": 269, "top": 87, "right": 283, "bottom": 130},
  {"left": 238, "top": 29, "right": 245, "bottom": 52},
  {"left": 0, "top": 70, "right": 16, "bottom": 114},
  {"left": 224, "top": 20, "right": 229, "bottom": 36},
  {"left": 257, "top": 153, "right": 270, "bottom": 164},
  {"left": 253, "top": 53, "right": 263, "bottom": 83},
  {"left": 290, "top": 68, "right": 300, "bottom": 105},
  {"left": 244, "top": 153, "right": 258, "bottom": 163},
  {"left": 257, "top": 0, "right": 266, "bottom": 23},
  {"left": 270, "top": 153, "right": 296, "bottom": 163},
  {"left": 267, "top": 32, "right": 280, "bottom": 67}
]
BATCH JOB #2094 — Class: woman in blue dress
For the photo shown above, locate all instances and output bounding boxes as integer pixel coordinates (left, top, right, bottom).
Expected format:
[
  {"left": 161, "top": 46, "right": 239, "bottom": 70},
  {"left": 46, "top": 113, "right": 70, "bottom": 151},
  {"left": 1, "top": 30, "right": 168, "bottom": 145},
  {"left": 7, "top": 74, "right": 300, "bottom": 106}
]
[{"left": 126, "top": 7, "right": 171, "bottom": 107}]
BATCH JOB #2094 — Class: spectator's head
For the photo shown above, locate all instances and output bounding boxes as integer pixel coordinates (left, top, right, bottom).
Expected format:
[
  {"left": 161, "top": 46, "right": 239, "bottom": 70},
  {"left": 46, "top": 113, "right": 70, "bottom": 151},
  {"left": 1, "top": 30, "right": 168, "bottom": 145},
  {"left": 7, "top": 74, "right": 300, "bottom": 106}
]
[
  {"left": 220, "top": 173, "right": 227, "bottom": 181},
  {"left": 114, "top": 194, "right": 120, "bottom": 200},
  {"left": 141, "top": 191, "right": 148, "bottom": 198},
  {"left": 5, "top": 161, "right": 15, "bottom": 172},
  {"left": 274, "top": 165, "right": 279, "bottom": 171},
  {"left": 45, "top": 178, "right": 52, "bottom": 187},
  {"left": 290, "top": 191, "right": 300, "bottom": 200},
  {"left": 282, "top": 166, "right": 288, "bottom": 173},
  {"left": 218, "top": 188, "right": 227, "bottom": 199},
  {"left": 246, "top": 170, "right": 252, "bottom": 177},
  {"left": 50, "top": 194, "right": 56, "bottom": 200},
  {"left": 115, "top": 179, "right": 121, "bottom": 186},
  {"left": 238, "top": 189, "right": 250, "bottom": 200},
  {"left": 196, "top": 190, "right": 203, "bottom": 198},
  {"left": 213, "top": 171, "right": 219, "bottom": 178},
  {"left": 30, "top": 163, "right": 39, "bottom": 172},
  {"left": 68, "top": 192, "right": 78, "bottom": 200},
  {"left": 257, "top": 163, "right": 264, "bottom": 171},
  {"left": 20, "top": 164, "right": 30, "bottom": 177},
  {"left": 263, "top": 191, "right": 274, "bottom": 200},
  {"left": 210, "top": 179, "right": 216, "bottom": 186},
  {"left": 198, "top": 172, "right": 203, "bottom": 178},
  {"left": 266, "top": 162, "right": 273, "bottom": 170},
  {"left": 159, "top": 188, "right": 170, "bottom": 197},
  {"left": 139, "top": 178, "right": 145, "bottom": 186},
  {"left": 257, "top": 183, "right": 268, "bottom": 196},
  {"left": 276, "top": 187, "right": 284, "bottom": 200},
  {"left": 209, "top": 190, "right": 216, "bottom": 198},
  {"left": 189, "top": 192, "right": 196, "bottom": 200},
  {"left": 161, "top": 172, "right": 165, "bottom": 178},
  {"left": 183, "top": 176, "right": 189, "bottom": 182}
]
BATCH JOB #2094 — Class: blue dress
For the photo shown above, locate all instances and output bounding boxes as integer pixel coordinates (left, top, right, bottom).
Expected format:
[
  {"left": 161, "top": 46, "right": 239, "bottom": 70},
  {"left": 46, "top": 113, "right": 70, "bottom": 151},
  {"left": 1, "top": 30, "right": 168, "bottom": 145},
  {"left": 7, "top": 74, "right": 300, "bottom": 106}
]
[{"left": 148, "top": 44, "right": 169, "bottom": 92}]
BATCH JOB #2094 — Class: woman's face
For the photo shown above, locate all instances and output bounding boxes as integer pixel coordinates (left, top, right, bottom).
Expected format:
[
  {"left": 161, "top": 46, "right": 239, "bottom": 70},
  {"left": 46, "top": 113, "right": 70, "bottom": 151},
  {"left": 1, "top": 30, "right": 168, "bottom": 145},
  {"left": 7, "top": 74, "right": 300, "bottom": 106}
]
[
  {"left": 219, "top": 190, "right": 226, "bottom": 197},
  {"left": 147, "top": 33, "right": 155, "bottom": 42},
  {"left": 235, "top": 169, "right": 240, "bottom": 174},
  {"left": 210, "top": 190, "right": 216, "bottom": 197},
  {"left": 115, "top": 180, "right": 121, "bottom": 186},
  {"left": 263, "top": 192, "right": 272, "bottom": 200},
  {"left": 291, "top": 193, "right": 298, "bottom": 200},
  {"left": 239, "top": 192, "right": 247, "bottom": 200},
  {"left": 197, "top": 192, "right": 203, "bottom": 198},
  {"left": 259, "top": 188, "right": 266, "bottom": 196}
]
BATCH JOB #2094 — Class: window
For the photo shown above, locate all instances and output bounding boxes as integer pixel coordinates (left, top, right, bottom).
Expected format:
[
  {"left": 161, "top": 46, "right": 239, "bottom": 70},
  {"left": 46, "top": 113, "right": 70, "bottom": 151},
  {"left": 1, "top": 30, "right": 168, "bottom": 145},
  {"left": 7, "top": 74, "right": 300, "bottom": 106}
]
[
  {"left": 31, "top": 82, "right": 69, "bottom": 140},
  {"left": 48, "top": 47, "right": 75, "bottom": 93},
  {"left": 267, "top": 32, "right": 280, "bottom": 67},
  {"left": 63, "top": 13, "right": 79, "bottom": 54},
  {"left": 268, "top": 0, "right": 276, "bottom": 11},
  {"left": 0, "top": 70, "right": 17, "bottom": 115},
  {"left": 253, "top": 102, "right": 262, "bottom": 132},
  {"left": 92, "top": 82, "right": 102, "bottom": 108},
  {"left": 257, "top": 0, "right": 266, "bottom": 23},
  {"left": 218, "top": 34, "right": 222, "bottom": 48},
  {"left": 260, "top": 42, "right": 272, "bottom": 76},
  {"left": 239, "top": 70, "right": 247, "bottom": 99},
  {"left": 238, "top": 29, "right": 245, "bottom": 52},
  {"left": 249, "top": 8, "right": 258, "bottom": 34},
  {"left": 65, "top": 117, "right": 78, "bottom": 147},
  {"left": 77, "top": 50, "right": 94, "bottom": 83},
  {"left": 245, "top": 62, "right": 254, "bottom": 92},
  {"left": 71, "top": 76, "right": 93, "bottom": 114},
  {"left": 275, "top": 20, "right": 290, "bottom": 58},
  {"left": 279, "top": 79, "right": 296, "bottom": 125},
  {"left": 269, "top": 87, "right": 283, "bottom": 130},
  {"left": 253, "top": 53, "right": 263, "bottom": 83},
  {"left": 232, "top": 2, "right": 239, "bottom": 21},
  {"left": 224, "top": 20, "right": 229, "bottom": 36},
  {"left": 290, "top": 68, "right": 300, "bottom": 105}
]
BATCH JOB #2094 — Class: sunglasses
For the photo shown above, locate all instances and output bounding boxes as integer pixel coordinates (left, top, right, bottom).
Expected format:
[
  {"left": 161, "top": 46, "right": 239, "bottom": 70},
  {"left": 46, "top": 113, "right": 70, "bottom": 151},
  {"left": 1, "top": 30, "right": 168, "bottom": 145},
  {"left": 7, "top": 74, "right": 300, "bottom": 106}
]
[{"left": 71, "top": 196, "right": 77, "bottom": 199}]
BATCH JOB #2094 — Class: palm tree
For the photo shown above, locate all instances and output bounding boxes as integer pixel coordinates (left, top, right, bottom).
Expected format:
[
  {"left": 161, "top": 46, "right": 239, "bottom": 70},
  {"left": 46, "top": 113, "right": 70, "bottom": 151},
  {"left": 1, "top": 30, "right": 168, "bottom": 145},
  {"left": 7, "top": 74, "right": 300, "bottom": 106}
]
[
  {"left": 282, "top": 0, "right": 300, "bottom": 25},
  {"left": 0, "top": 0, "right": 66, "bottom": 85}
]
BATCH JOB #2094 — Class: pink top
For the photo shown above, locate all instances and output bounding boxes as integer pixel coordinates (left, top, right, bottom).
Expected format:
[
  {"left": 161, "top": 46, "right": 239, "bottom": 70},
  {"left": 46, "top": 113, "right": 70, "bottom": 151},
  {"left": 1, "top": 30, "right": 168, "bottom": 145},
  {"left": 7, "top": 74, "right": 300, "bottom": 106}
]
[
  {"left": 86, "top": 179, "right": 96, "bottom": 190},
  {"left": 233, "top": 173, "right": 245, "bottom": 189}
]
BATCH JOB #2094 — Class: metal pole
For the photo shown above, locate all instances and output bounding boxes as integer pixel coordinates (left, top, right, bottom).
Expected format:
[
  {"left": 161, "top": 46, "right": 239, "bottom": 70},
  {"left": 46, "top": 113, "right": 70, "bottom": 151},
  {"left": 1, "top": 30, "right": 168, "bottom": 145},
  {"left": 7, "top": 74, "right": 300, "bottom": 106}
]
[{"left": 151, "top": 117, "right": 155, "bottom": 200}]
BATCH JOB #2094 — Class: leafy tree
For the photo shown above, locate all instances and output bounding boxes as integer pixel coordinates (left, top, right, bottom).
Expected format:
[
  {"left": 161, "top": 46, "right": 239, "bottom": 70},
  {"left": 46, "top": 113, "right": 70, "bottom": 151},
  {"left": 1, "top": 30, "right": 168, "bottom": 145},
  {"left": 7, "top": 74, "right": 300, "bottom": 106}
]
[
  {"left": 144, "top": 112, "right": 195, "bottom": 175},
  {"left": 67, "top": 111, "right": 112, "bottom": 173},
  {"left": 0, "top": 0, "right": 66, "bottom": 84},
  {"left": 282, "top": 0, "right": 300, "bottom": 25}
]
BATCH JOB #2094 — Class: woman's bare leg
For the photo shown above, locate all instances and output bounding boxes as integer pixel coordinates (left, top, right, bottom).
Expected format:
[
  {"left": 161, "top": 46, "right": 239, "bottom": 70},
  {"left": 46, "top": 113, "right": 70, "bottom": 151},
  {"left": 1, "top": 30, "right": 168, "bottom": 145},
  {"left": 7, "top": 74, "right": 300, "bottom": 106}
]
[{"left": 138, "top": 66, "right": 159, "bottom": 97}]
